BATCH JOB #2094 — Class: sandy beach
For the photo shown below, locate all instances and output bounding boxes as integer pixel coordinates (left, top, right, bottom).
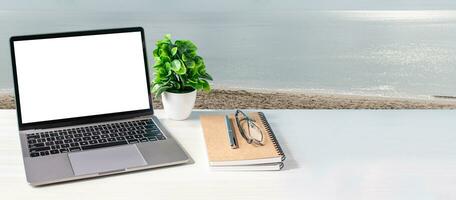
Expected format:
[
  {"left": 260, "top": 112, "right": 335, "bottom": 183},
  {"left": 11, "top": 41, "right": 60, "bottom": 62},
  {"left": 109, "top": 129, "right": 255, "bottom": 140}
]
[
  {"left": 2, "top": 89, "right": 456, "bottom": 109},
  {"left": 0, "top": 93, "right": 14, "bottom": 109}
]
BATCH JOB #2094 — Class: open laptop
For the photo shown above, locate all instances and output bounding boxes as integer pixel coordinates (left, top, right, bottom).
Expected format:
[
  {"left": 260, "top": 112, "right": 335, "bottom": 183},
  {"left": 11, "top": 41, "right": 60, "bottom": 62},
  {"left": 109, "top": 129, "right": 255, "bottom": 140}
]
[{"left": 9, "top": 27, "right": 190, "bottom": 186}]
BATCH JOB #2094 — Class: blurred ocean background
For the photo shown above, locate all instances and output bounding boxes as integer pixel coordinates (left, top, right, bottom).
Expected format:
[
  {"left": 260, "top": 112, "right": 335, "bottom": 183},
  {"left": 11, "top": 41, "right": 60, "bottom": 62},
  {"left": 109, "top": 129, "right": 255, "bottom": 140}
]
[{"left": 2, "top": 1, "right": 456, "bottom": 98}]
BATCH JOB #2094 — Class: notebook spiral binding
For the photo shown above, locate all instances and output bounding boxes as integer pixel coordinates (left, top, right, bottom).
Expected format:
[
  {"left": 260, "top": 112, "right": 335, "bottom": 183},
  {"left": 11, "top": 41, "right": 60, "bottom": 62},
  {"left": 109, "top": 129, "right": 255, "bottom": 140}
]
[{"left": 258, "top": 112, "right": 286, "bottom": 162}]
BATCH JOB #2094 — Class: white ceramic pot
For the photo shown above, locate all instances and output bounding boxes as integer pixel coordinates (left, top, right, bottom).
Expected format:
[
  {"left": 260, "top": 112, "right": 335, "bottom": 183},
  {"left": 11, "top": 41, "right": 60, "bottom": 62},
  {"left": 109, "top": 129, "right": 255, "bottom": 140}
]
[{"left": 161, "top": 90, "right": 197, "bottom": 120}]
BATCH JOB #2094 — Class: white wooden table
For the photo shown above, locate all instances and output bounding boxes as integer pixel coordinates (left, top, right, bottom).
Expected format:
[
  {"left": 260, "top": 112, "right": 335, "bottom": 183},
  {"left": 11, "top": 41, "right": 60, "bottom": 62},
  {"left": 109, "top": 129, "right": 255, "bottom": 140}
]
[{"left": 1, "top": 109, "right": 456, "bottom": 200}]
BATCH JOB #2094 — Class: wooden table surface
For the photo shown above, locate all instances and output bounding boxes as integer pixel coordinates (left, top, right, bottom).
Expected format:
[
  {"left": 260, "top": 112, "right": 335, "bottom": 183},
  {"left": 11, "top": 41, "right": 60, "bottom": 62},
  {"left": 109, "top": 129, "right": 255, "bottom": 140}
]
[{"left": 1, "top": 109, "right": 456, "bottom": 200}]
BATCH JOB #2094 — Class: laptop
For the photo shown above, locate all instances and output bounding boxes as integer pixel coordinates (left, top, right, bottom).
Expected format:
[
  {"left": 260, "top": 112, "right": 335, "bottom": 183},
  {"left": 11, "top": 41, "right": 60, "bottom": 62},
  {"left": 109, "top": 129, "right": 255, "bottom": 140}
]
[{"left": 9, "top": 27, "right": 190, "bottom": 186}]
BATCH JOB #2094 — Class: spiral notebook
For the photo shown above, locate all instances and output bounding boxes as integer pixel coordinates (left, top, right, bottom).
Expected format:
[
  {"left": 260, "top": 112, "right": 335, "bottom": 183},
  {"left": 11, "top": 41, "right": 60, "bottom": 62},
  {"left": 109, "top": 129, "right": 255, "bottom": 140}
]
[{"left": 200, "top": 112, "right": 286, "bottom": 170}]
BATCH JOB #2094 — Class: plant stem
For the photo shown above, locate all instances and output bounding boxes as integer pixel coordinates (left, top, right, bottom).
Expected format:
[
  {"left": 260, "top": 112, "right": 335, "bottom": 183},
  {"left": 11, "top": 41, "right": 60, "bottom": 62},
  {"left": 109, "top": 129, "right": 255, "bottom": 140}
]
[{"left": 175, "top": 74, "right": 182, "bottom": 88}]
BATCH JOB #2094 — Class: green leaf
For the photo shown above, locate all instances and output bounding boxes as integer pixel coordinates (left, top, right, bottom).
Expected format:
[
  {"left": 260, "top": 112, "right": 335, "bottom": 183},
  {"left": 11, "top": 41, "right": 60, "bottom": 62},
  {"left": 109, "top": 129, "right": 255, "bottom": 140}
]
[
  {"left": 154, "top": 85, "right": 172, "bottom": 99},
  {"left": 198, "top": 65, "right": 206, "bottom": 75},
  {"left": 165, "top": 62, "right": 172, "bottom": 71},
  {"left": 170, "top": 59, "right": 181, "bottom": 71},
  {"left": 153, "top": 48, "right": 159, "bottom": 57},
  {"left": 201, "top": 72, "right": 213, "bottom": 81},
  {"left": 185, "top": 79, "right": 202, "bottom": 90},
  {"left": 177, "top": 63, "right": 187, "bottom": 75},
  {"left": 194, "top": 56, "right": 203, "bottom": 68},
  {"left": 201, "top": 80, "right": 210, "bottom": 92},
  {"left": 183, "top": 40, "right": 197, "bottom": 51},
  {"left": 155, "top": 67, "right": 165, "bottom": 76},
  {"left": 191, "top": 68, "right": 198, "bottom": 77},
  {"left": 153, "top": 59, "right": 162, "bottom": 67},
  {"left": 159, "top": 50, "right": 171, "bottom": 62},
  {"left": 156, "top": 38, "right": 171, "bottom": 46},
  {"left": 175, "top": 40, "right": 197, "bottom": 54},
  {"left": 165, "top": 34, "right": 171, "bottom": 40},
  {"left": 171, "top": 47, "right": 178, "bottom": 56},
  {"left": 185, "top": 60, "right": 195, "bottom": 68},
  {"left": 170, "top": 60, "right": 185, "bottom": 75}
]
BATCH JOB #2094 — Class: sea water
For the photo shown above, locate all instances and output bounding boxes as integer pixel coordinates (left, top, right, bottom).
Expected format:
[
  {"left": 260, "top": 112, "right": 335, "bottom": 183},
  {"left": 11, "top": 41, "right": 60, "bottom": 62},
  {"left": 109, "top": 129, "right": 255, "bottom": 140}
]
[{"left": 1, "top": 10, "right": 456, "bottom": 98}]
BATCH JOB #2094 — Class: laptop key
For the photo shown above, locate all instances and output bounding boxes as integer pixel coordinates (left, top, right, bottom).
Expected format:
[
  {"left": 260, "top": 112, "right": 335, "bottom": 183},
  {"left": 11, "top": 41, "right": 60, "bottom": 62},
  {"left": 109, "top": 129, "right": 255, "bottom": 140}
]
[
  {"left": 27, "top": 139, "right": 37, "bottom": 144},
  {"left": 29, "top": 143, "right": 45, "bottom": 148},
  {"left": 69, "top": 147, "right": 81, "bottom": 152},
  {"left": 60, "top": 149, "right": 69, "bottom": 153},
  {"left": 126, "top": 136, "right": 134, "bottom": 140},
  {"left": 30, "top": 152, "right": 40, "bottom": 157},
  {"left": 40, "top": 151, "right": 50, "bottom": 156},
  {"left": 50, "top": 150, "right": 59, "bottom": 154},
  {"left": 145, "top": 130, "right": 161, "bottom": 135},
  {"left": 27, "top": 135, "right": 39, "bottom": 140},
  {"left": 81, "top": 141, "right": 128, "bottom": 150},
  {"left": 128, "top": 139, "right": 139, "bottom": 144},
  {"left": 145, "top": 125, "right": 155, "bottom": 129}
]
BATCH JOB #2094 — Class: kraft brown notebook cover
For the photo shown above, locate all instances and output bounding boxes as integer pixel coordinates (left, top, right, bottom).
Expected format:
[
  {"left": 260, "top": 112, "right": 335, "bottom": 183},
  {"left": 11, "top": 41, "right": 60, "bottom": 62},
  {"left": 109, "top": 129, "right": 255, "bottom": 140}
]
[{"left": 200, "top": 112, "right": 285, "bottom": 167}]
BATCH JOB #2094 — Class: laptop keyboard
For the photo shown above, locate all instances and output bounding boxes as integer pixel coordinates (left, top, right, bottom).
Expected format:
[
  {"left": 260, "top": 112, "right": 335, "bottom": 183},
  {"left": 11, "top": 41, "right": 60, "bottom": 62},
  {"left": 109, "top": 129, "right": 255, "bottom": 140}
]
[{"left": 26, "top": 119, "right": 166, "bottom": 157}]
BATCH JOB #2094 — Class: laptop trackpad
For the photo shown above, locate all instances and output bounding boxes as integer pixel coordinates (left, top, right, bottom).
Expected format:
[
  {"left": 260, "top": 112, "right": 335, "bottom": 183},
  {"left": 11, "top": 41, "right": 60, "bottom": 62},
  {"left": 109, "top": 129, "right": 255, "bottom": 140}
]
[{"left": 68, "top": 145, "right": 147, "bottom": 176}]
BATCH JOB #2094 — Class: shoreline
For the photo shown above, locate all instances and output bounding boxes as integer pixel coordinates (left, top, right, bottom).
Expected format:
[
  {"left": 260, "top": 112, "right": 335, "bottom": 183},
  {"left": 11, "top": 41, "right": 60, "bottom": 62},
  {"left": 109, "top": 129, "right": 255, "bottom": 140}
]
[
  {"left": 189, "top": 88, "right": 456, "bottom": 109},
  {"left": 212, "top": 85, "right": 452, "bottom": 100},
  {"left": 2, "top": 88, "right": 456, "bottom": 109}
]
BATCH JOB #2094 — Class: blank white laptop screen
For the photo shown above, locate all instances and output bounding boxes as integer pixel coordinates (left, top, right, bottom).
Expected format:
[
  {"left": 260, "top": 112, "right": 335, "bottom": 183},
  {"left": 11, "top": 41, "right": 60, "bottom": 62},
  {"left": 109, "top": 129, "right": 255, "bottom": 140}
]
[{"left": 13, "top": 31, "right": 151, "bottom": 124}]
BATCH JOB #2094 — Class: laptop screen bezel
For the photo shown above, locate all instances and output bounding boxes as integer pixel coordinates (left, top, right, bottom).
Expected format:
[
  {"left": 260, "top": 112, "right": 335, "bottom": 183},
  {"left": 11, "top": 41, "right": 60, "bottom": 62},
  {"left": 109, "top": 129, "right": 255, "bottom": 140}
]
[{"left": 10, "top": 27, "right": 154, "bottom": 131}]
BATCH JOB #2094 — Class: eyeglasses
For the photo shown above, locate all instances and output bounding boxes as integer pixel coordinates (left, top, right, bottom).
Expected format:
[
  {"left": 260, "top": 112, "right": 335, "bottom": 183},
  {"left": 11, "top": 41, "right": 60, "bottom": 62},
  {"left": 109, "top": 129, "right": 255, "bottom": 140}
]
[{"left": 234, "top": 110, "right": 264, "bottom": 146}]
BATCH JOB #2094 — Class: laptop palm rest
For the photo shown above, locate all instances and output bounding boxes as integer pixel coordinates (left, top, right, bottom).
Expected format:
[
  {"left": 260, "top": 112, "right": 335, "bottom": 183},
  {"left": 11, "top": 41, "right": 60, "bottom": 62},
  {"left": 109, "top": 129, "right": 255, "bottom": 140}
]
[{"left": 68, "top": 145, "right": 147, "bottom": 176}]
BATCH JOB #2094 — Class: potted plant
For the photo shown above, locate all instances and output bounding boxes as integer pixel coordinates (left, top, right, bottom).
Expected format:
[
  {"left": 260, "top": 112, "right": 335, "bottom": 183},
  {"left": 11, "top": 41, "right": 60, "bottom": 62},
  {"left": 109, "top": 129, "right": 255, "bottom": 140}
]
[{"left": 151, "top": 34, "right": 213, "bottom": 120}]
